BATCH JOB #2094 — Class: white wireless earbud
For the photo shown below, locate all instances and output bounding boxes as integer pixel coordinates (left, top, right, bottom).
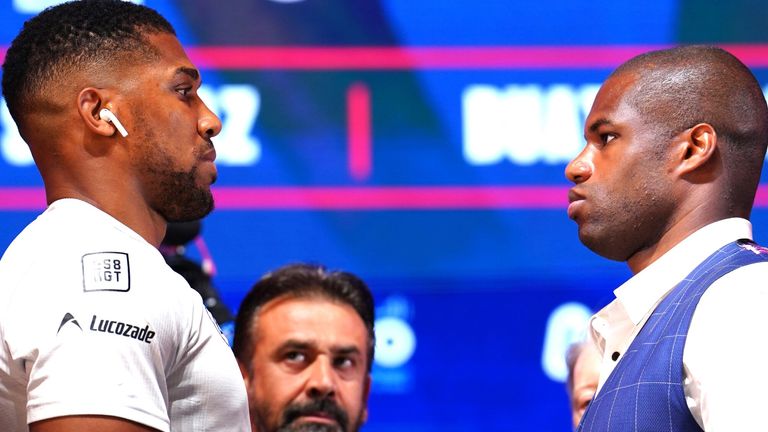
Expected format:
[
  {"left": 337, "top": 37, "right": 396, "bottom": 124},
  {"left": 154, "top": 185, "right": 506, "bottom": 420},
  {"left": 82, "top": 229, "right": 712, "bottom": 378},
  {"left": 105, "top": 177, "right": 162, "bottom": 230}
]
[{"left": 99, "top": 108, "right": 129, "bottom": 137}]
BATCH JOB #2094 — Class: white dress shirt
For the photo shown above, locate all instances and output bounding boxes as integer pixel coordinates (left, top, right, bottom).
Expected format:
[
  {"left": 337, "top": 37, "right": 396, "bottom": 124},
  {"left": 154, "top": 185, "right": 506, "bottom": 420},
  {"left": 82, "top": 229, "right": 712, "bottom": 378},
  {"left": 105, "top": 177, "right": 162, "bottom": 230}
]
[{"left": 589, "top": 217, "right": 768, "bottom": 431}]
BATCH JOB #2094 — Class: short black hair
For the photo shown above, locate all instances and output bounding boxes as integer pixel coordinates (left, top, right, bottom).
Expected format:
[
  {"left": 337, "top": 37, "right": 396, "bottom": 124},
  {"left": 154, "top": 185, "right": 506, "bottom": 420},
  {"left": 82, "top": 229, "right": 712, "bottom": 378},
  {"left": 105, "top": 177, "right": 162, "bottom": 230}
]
[
  {"left": 233, "top": 263, "right": 376, "bottom": 372},
  {"left": 2, "top": 0, "right": 175, "bottom": 124}
]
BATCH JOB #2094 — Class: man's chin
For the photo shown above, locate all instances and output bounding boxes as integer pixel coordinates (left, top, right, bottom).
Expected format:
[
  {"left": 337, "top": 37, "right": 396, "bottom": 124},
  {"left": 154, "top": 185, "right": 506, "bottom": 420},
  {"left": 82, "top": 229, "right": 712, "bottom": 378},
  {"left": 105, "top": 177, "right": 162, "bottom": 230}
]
[{"left": 162, "top": 198, "right": 214, "bottom": 223}]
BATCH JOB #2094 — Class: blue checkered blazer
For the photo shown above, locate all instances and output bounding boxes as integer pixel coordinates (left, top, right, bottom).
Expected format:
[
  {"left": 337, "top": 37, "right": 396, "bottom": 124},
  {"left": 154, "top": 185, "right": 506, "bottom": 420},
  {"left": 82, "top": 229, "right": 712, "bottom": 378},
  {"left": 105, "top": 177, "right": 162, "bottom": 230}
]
[{"left": 578, "top": 240, "right": 768, "bottom": 432}]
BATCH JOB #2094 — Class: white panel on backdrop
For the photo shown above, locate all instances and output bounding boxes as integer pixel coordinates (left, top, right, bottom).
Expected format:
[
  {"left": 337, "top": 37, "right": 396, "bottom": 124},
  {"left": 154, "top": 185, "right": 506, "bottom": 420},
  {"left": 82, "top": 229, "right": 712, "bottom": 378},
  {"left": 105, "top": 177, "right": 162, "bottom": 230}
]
[
  {"left": 462, "top": 83, "right": 600, "bottom": 166},
  {"left": 198, "top": 84, "right": 261, "bottom": 166},
  {"left": 541, "top": 301, "right": 593, "bottom": 382},
  {"left": 0, "top": 100, "right": 32, "bottom": 166},
  {"left": 13, "top": 0, "right": 143, "bottom": 14}
]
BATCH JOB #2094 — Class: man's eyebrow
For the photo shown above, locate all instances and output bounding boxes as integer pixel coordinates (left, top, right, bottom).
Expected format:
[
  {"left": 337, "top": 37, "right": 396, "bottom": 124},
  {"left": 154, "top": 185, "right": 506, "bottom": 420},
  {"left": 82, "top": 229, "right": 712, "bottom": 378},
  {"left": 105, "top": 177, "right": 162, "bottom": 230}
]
[
  {"left": 588, "top": 118, "right": 613, "bottom": 133},
  {"left": 175, "top": 66, "right": 200, "bottom": 82},
  {"left": 275, "top": 340, "right": 362, "bottom": 357},
  {"left": 278, "top": 339, "right": 315, "bottom": 351},
  {"left": 332, "top": 345, "right": 362, "bottom": 357}
]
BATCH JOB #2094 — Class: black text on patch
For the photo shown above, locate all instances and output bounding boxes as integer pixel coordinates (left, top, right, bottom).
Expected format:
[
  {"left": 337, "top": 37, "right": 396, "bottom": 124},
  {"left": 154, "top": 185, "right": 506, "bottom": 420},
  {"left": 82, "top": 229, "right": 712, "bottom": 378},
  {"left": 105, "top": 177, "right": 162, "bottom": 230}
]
[{"left": 82, "top": 252, "right": 130, "bottom": 292}]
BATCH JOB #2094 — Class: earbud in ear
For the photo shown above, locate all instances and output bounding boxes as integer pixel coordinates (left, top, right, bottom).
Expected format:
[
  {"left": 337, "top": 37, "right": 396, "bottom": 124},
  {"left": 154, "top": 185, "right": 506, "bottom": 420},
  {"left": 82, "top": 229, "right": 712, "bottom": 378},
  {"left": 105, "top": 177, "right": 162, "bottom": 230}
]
[{"left": 99, "top": 108, "right": 129, "bottom": 137}]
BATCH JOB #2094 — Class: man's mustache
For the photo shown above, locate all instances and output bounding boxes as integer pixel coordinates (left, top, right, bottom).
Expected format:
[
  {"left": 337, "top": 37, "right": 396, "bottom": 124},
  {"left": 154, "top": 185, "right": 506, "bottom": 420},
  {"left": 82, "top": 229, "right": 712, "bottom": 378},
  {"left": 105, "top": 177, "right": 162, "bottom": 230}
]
[{"left": 281, "top": 398, "right": 349, "bottom": 431}]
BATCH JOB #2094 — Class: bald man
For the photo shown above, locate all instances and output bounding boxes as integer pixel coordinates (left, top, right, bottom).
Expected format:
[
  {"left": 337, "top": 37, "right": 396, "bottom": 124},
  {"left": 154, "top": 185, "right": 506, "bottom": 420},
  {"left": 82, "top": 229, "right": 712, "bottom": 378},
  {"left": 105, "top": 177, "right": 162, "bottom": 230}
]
[
  {"left": 566, "top": 45, "right": 768, "bottom": 430},
  {"left": 0, "top": 1, "right": 249, "bottom": 431}
]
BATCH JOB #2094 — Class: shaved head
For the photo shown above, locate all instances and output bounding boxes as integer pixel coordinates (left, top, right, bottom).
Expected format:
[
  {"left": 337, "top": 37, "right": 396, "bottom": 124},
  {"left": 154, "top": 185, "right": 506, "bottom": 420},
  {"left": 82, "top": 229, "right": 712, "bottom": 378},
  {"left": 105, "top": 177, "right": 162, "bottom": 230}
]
[{"left": 611, "top": 45, "right": 768, "bottom": 212}]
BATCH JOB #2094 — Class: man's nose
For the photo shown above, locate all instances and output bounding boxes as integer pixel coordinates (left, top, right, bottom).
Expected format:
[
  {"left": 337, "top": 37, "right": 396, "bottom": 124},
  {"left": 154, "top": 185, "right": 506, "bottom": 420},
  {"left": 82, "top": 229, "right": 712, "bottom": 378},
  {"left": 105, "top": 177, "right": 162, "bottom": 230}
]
[
  {"left": 306, "top": 357, "right": 337, "bottom": 400},
  {"left": 198, "top": 102, "right": 222, "bottom": 139},
  {"left": 565, "top": 155, "right": 594, "bottom": 184}
]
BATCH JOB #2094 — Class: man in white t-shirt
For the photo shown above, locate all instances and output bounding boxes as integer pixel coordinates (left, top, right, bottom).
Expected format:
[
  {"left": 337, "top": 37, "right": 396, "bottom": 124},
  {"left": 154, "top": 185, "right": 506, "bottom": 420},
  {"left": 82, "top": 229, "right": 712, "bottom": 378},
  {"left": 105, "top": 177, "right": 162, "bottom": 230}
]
[{"left": 0, "top": 1, "right": 250, "bottom": 431}]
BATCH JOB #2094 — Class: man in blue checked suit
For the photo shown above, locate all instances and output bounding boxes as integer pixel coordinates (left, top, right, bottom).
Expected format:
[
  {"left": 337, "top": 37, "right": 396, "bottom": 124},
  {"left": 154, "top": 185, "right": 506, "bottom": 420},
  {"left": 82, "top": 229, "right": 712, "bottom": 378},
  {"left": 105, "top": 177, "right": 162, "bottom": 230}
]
[{"left": 565, "top": 45, "right": 768, "bottom": 431}]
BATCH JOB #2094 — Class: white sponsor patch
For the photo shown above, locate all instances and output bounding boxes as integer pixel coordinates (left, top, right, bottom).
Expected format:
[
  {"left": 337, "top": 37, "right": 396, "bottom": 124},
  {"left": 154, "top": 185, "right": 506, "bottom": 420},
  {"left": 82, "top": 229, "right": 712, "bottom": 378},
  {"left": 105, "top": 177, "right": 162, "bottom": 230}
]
[{"left": 82, "top": 252, "right": 130, "bottom": 292}]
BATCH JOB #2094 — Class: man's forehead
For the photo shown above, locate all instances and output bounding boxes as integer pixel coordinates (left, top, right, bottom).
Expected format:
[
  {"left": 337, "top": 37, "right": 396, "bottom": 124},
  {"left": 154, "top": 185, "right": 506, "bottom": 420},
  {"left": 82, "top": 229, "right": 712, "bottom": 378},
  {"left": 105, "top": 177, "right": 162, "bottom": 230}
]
[
  {"left": 143, "top": 32, "right": 198, "bottom": 78},
  {"left": 260, "top": 296, "right": 364, "bottom": 326},
  {"left": 585, "top": 73, "right": 638, "bottom": 124},
  {"left": 600, "top": 72, "right": 638, "bottom": 102},
  {"left": 255, "top": 297, "right": 368, "bottom": 345}
]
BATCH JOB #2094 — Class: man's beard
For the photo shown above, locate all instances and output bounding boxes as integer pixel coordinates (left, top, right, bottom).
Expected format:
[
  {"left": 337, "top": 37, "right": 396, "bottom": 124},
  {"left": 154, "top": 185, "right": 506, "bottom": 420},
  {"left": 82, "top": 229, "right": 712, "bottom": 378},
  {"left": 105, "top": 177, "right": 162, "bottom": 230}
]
[
  {"left": 138, "top": 143, "right": 215, "bottom": 223},
  {"left": 131, "top": 109, "right": 216, "bottom": 223},
  {"left": 152, "top": 165, "right": 214, "bottom": 223},
  {"left": 258, "top": 398, "right": 364, "bottom": 432}
]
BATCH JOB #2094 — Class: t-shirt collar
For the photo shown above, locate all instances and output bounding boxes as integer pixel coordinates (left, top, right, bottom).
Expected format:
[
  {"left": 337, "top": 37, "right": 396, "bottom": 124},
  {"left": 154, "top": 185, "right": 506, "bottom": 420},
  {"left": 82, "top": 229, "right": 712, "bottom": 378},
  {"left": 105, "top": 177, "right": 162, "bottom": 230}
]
[{"left": 46, "top": 198, "right": 153, "bottom": 247}]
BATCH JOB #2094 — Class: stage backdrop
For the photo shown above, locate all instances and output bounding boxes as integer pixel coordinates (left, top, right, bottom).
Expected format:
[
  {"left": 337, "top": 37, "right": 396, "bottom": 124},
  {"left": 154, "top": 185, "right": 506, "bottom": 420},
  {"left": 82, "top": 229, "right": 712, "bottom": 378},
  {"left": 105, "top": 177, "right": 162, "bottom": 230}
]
[{"left": 3, "top": 1, "right": 768, "bottom": 430}]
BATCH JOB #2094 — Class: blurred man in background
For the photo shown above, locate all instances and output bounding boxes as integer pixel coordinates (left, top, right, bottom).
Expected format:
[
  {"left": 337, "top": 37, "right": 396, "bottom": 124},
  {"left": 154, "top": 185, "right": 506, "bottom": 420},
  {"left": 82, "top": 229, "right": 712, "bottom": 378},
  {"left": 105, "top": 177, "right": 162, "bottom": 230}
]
[
  {"left": 564, "top": 340, "right": 600, "bottom": 429},
  {"left": 233, "top": 263, "right": 375, "bottom": 432}
]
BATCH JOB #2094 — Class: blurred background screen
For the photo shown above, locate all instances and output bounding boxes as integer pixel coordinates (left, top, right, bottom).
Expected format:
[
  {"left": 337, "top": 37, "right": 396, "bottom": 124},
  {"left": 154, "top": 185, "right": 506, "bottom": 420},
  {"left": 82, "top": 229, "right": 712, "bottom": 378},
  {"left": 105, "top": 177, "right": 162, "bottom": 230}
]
[{"left": 3, "top": 1, "right": 768, "bottom": 430}]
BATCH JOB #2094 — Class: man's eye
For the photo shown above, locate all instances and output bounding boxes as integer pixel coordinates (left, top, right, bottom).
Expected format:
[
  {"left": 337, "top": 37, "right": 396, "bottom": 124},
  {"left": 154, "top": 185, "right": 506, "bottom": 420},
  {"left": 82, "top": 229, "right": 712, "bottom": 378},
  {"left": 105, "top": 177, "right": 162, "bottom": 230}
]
[
  {"left": 176, "top": 87, "right": 192, "bottom": 97},
  {"left": 601, "top": 133, "right": 616, "bottom": 144},
  {"left": 334, "top": 357, "right": 354, "bottom": 369},
  {"left": 285, "top": 352, "right": 306, "bottom": 363},
  {"left": 578, "top": 397, "right": 592, "bottom": 411}
]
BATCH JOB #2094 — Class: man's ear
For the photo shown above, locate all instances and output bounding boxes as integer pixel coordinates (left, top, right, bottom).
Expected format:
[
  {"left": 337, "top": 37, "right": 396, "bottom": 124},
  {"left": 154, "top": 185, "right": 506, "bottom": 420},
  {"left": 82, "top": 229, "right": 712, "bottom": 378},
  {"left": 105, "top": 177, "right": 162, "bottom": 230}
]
[
  {"left": 237, "top": 360, "right": 251, "bottom": 392},
  {"left": 361, "top": 373, "right": 372, "bottom": 423},
  {"left": 77, "top": 87, "right": 119, "bottom": 137},
  {"left": 674, "top": 123, "right": 717, "bottom": 176}
]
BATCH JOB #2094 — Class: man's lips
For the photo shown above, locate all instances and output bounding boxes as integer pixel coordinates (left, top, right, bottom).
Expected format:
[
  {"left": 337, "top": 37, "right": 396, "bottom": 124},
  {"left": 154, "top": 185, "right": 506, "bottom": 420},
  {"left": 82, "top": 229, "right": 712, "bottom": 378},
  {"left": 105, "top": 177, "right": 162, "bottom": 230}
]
[
  {"left": 567, "top": 189, "right": 585, "bottom": 220},
  {"left": 201, "top": 147, "right": 217, "bottom": 163}
]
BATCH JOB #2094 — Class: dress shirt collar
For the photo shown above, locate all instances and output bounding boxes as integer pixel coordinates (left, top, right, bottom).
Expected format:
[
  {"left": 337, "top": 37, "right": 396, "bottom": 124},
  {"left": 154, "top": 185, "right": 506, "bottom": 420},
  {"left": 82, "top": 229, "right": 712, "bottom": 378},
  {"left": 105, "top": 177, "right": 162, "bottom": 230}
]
[{"left": 613, "top": 217, "right": 752, "bottom": 325}]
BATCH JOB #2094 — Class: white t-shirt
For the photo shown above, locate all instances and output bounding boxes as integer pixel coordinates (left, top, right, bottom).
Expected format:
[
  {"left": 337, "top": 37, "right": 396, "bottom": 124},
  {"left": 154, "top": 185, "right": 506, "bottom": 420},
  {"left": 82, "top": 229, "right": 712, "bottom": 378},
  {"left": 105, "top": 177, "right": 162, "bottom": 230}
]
[{"left": 0, "top": 199, "right": 250, "bottom": 432}]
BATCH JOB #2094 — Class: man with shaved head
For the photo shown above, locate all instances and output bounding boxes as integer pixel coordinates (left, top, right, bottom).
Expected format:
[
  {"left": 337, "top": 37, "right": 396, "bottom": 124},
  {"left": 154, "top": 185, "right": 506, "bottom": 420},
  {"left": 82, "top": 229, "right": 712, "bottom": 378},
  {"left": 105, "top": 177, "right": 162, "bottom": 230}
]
[
  {"left": 566, "top": 45, "right": 768, "bottom": 430},
  {"left": 0, "top": 1, "right": 249, "bottom": 431}
]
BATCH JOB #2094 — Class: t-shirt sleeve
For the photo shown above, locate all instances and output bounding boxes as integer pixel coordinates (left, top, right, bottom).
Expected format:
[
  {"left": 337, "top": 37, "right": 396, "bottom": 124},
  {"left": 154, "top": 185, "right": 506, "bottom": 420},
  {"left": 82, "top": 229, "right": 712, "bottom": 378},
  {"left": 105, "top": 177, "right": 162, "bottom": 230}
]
[{"left": 7, "top": 277, "right": 172, "bottom": 431}]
